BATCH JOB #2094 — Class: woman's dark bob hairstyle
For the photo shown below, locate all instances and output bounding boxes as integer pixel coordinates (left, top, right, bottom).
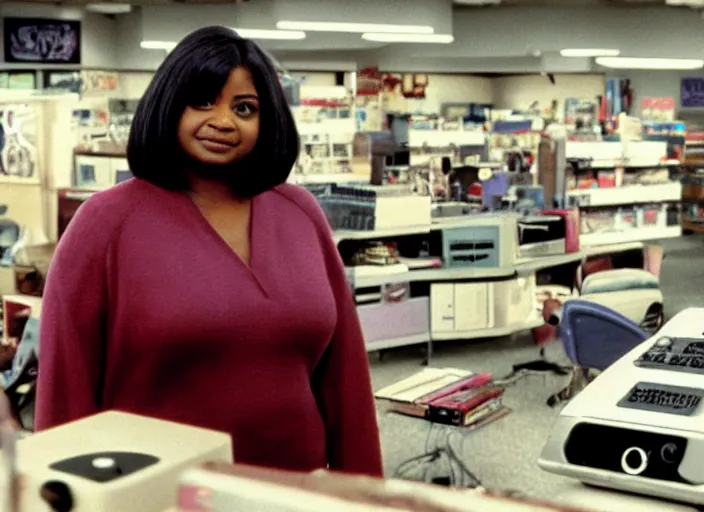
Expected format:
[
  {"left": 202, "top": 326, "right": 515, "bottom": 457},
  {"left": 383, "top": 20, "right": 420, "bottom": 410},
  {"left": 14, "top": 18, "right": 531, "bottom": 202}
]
[{"left": 127, "top": 26, "right": 299, "bottom": 197}]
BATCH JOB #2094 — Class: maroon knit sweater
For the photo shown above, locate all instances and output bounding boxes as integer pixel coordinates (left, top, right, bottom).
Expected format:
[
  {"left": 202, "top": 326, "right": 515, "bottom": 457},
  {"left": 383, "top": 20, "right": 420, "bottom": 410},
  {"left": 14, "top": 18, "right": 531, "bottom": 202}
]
[{"left": 35, "top": 178, "right": 383, "bottom": 477}]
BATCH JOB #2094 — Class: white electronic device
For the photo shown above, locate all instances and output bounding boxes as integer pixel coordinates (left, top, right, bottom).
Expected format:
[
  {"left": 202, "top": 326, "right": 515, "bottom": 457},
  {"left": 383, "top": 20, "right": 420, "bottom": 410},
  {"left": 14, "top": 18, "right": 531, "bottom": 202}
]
[
  {"left": 17, "top": 411, "right": 232, "bottom": 512},
  {"left": 539, "top": 307, "right": 704, "bottom": 506}
]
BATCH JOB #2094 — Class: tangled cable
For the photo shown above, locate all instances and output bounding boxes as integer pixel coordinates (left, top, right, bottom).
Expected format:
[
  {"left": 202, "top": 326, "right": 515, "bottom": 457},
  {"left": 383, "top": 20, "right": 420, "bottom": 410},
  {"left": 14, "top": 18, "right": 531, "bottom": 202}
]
[{"left": 393, "top": 422, "right": 482, "bottom": 488}]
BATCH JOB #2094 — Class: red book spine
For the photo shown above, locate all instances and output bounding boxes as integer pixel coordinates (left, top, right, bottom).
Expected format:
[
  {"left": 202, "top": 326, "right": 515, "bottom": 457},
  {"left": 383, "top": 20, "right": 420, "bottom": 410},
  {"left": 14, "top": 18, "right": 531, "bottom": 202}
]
[{"left": 415, "top": 373, "right": 493, "bottom": 405}]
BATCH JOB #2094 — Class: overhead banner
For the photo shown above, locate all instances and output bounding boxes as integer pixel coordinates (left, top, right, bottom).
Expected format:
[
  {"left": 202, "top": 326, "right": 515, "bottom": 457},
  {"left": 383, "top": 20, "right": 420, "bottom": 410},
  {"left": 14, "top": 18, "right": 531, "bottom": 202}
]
[
  {"left": 3, "top": 17, "right": 81, "bottom": 64},
  {"left": 681, "top": 78, "right": 704, "bottom": 108}
]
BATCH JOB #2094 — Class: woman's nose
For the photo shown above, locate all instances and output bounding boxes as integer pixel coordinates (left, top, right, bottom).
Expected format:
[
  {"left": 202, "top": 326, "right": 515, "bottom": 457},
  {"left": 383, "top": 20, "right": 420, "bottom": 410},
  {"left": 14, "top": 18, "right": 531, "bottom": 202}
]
[{"left": 207, "top": 104, "right": 236, "bottom": 131}]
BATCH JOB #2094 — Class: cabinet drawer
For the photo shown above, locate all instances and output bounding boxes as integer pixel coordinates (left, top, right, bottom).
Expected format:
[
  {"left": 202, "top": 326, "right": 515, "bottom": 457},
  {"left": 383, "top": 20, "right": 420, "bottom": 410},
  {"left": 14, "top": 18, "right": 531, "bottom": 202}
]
[
  {"left": 430, "top": 284, "right": 455, "bottom": 333},
  {"left": 358, "top": 297, "right": 429, "bottom": 344}
]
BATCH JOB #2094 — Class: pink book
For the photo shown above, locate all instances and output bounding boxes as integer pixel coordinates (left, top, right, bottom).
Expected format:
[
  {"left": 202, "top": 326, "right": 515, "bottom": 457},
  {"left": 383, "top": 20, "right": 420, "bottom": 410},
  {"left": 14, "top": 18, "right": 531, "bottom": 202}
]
[{"left": 415, "top": 372, "right": 493, "bottom": 405}]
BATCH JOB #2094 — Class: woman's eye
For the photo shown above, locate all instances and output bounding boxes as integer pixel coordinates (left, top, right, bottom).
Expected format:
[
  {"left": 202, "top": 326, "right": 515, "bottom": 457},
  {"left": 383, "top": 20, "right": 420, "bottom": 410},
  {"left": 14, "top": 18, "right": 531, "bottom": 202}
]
[
  {"left": 234, "top": 103, "right": 257, "bottom": 117},
  {"left": 194, "top": 101, "right": 215, "bottom": 109}
]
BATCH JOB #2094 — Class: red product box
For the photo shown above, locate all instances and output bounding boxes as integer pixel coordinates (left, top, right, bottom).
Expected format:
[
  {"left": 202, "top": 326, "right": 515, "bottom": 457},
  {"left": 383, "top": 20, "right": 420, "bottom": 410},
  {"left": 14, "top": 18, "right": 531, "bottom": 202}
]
[
  {"left": 543, "top": 208, "right": 580, "bottom": 253},
  {"left": 597, "top": 171, "right": 616, "bottom": 188}
]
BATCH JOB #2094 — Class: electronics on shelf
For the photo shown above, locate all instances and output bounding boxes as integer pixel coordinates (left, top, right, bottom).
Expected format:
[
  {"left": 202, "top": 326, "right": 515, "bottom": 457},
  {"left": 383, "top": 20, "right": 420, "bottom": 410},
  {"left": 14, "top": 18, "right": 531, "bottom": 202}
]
[
  {"left": 309, "top": 183, "right": 431, "bottom": 231},
  {"left": 435, "top": 213, "right": 518, "bottom": 269},
  {"left": 518, "top": 215, "right": 568, "bottom": 258},
  {"left": 538, "top": 308, "right": 704, "bottom": 506},
  {"left": 18, "top": 411, "right": 232, "bottom": 512}
]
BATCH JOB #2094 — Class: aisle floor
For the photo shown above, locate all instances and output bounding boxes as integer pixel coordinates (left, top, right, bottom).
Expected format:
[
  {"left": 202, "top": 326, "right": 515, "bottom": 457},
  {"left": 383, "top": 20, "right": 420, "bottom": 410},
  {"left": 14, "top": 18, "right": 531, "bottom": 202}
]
[{"left": 370, "top": 234, "right": 704, "bottom": 501}]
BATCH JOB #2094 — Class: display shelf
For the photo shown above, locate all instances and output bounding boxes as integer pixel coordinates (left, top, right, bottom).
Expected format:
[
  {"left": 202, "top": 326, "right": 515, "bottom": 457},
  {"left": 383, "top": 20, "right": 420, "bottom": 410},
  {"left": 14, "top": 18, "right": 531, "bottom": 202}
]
[
  {"left": 569, "top": 182, "right": 681, "bottom": 208},
  {"left": 334, "top": 225, "right": 431, "bottom": 244},
  {"left": 365, "top": 333, "right": 430, "bottom": 351},
  {"left": 681, "top": 219, "right": 704, "bottom": 232},
  {"left": 293, "top": 173, "right": 368, "bottom": 185},
  {"left": 514, "top": 252, "right": 585, "bottom": 273},
  {"left": 581, "top": 226, "right": 681, "bottom": 246},
  {"left": 348, "top": 265, "right": 515, "bottom": 288}
]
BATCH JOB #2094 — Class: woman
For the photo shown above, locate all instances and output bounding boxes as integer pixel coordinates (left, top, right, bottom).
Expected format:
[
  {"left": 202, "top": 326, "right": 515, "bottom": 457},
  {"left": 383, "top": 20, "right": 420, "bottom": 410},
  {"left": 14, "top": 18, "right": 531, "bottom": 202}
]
[{"left": 35, "top": 26, "right": 383, "bottom": 477}]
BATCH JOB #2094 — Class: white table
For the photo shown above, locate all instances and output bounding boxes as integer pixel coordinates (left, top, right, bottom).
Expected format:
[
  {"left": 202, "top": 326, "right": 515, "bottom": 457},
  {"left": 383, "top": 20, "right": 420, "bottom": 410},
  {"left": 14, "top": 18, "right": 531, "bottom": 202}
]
[{"left": 556, "top": 483, "right": 699, "bottom": 512}]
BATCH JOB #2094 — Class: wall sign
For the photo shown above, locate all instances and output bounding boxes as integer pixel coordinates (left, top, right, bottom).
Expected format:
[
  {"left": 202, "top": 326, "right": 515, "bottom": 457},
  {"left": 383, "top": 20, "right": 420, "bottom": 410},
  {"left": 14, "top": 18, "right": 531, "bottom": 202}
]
[
  {"left": 641, "top": 97, "right": 675, "bottom": 121},
  {"left": 681, "top": 78, "right": 704, "bottom": 108},
  {"left": 3, "top": 17, "right": 81, "bottom": 64}
]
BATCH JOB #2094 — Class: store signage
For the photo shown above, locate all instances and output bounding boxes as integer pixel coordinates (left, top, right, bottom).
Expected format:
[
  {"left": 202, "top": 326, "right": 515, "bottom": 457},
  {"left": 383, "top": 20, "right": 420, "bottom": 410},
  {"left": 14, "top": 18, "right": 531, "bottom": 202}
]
[
  {"left": 681, "top": 78, "right": 704, "bottom": 108},
  {"left": 641, "top": 97, "right": 675, "bottom": 121},
  {"left": 3, "top": 17, "right": 81, "bottom": 64}
]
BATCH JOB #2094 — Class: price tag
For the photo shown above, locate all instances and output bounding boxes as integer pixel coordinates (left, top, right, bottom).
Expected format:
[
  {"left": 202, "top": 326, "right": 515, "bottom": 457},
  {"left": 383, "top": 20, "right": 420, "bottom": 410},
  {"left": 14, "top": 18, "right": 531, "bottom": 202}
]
[{"left": 576, "top": 192, "right": 591, "bottom": 207}]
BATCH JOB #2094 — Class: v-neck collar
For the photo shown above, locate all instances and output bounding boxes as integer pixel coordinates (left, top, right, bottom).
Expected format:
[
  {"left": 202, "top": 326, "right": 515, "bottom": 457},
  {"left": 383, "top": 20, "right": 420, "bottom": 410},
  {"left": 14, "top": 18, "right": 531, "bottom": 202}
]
[{"left": 181, "top": 190, "right": 270, "bottom": 297}]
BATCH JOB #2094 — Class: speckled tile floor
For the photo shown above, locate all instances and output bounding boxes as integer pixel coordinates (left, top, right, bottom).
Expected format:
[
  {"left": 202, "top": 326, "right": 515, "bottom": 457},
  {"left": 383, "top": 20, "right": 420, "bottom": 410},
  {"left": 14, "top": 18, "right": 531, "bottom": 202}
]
[{"left": 369, "top": 234, "right": 704, "bottom": 501}]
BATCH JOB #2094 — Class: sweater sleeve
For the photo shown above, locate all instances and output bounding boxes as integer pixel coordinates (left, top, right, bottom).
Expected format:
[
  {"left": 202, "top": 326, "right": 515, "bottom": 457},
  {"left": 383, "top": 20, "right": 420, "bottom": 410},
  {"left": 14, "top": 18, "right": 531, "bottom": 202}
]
[
  {"left": 35, "top": 196, "right": 117, "bottom": 431},
  {"left": 295, "top": 190, "right": 383, "bottom": 477}
]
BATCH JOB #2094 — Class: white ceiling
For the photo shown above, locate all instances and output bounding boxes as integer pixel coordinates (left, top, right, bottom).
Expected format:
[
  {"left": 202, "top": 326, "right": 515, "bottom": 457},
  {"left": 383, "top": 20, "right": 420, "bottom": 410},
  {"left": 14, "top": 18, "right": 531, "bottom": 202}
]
[{"left": 2, "top": 0, "right": 703, "bottom": 73}]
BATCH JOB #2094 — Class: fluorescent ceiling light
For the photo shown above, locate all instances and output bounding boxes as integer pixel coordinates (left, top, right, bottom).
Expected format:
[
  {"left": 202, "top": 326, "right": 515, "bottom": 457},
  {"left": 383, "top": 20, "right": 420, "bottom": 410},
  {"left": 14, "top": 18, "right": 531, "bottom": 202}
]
[
  {"left": 362, "top": 33, "right": 454, "bottom": 44},
  {"left": 141, "top": 41, "right": 176, "bottom": 51},
  {"left": 560, "top": 48, "right": 620, "bottom": 58},
  {"left": 86, "top": 3, "right": 132, "bottom": 14},
  {"left": 233, "top": 29, "right": 305, "bottom": 40},
  {"left": 596, "top": 57, "right": 704, "bottom": 70},
  {"left": 141, "top": 29, "right": 305, "bottom": 52},
  {"left": 277, "top": 20, "right": 434, "bottom": 34}
]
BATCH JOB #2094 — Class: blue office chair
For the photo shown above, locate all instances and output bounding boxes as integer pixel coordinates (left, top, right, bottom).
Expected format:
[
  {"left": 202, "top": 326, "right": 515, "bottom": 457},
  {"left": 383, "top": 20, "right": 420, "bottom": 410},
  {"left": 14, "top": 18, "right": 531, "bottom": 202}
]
[{"left": 547, "top": 299, "right": 649, "bottom": 407}]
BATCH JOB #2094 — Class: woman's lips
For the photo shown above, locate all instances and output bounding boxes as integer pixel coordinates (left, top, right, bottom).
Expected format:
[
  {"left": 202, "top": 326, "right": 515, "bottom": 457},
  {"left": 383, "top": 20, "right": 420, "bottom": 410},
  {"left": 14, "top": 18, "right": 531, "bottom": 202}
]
[{"left": 198, "top": 137, "right": 238, "bottom": 153}]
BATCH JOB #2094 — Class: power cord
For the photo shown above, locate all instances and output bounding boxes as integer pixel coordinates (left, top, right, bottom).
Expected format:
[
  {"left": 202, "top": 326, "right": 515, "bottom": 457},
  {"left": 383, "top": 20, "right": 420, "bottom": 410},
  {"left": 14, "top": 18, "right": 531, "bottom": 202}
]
[{"left": 394, "top": 422, "right": 482, "bottom": 489}]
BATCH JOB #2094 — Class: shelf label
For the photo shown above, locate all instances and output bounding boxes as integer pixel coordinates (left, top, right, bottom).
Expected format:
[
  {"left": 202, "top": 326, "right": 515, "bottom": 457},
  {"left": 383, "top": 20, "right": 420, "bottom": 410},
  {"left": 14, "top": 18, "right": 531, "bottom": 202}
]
[{"left": 575, "top": 192, "right": 591, "bottom": 206}]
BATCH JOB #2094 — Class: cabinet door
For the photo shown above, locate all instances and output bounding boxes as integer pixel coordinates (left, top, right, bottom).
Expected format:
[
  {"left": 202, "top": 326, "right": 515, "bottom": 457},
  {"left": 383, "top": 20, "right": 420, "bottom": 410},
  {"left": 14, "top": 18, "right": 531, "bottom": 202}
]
[
  {"left": 454, "top": 283, "right": 493, "bottom": 331},
  {"left": 430, "top": 283, "right": 455, "bottom": 332}
]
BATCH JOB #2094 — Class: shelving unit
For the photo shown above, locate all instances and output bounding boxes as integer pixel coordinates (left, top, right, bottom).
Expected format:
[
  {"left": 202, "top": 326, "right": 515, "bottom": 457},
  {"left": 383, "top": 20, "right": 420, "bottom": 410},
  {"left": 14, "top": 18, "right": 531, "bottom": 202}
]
[
  {"left": 581, "top": 225, "right": 681, "bottom": 246},
  {"left": 336, "top": 215, "right": 644, "bottom": 357},
  {"left": 680, "top": 137, "right": 704, "bottom": 233},
  {"left": 565, "top": 140, "right": 682, "bottom": 247}
]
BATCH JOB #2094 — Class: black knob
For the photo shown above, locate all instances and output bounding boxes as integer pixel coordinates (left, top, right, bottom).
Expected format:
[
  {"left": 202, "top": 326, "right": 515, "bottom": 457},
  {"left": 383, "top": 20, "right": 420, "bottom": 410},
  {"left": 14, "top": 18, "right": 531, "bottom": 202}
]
[{"left": 40, "top": 480, "right": 74, "bottom": 512}]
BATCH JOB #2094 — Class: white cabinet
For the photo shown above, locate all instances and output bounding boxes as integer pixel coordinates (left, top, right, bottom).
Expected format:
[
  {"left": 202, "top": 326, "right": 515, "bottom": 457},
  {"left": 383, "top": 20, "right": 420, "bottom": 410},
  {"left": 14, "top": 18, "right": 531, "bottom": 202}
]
[
  {"left": 430, "top": 283, "right": 455, "bottom": 333},
  {"left": 431, "top": 282, "right": 494, "bottom": 335},
  {"left": 430, "top": 277, "right": 538, "bottom": 340},
  {"left": 454, "top": 283, "right": 493, "bottom": 331}
]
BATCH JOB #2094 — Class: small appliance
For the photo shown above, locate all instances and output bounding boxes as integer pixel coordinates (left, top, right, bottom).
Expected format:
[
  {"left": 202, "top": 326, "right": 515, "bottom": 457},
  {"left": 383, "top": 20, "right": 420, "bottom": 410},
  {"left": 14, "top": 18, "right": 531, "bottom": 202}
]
[
  {"left": 539, "top": 308, "right": 704, "bottom": 506},
  {"left": 17, "top": 411, "right": 232, "bottom": 512}
]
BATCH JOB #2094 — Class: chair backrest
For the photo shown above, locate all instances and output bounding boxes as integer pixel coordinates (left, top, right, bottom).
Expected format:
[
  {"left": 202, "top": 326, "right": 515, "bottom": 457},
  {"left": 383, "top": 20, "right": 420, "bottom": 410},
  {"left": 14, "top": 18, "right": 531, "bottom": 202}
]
[{"left": 558, "top": 299, "right": 649, "bottom": 371}]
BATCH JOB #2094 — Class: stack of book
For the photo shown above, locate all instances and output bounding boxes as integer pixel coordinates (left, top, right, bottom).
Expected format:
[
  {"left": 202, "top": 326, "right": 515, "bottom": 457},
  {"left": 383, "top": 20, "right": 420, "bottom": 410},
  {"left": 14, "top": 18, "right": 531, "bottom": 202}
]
[{"left": 374, "top": 368, "right": 509, "bottom": 428}]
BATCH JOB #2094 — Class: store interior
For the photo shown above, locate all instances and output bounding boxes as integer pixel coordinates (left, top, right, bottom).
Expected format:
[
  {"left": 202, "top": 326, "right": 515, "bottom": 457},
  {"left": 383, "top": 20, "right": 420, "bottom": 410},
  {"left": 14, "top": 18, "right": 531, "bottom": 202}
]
[{"left": 4, "top": 0, "right": 704, "bottom": 510}]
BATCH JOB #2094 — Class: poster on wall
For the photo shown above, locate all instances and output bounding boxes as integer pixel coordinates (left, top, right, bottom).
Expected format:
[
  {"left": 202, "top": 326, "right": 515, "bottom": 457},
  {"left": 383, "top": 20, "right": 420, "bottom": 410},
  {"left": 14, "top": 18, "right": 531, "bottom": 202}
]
[
  {"left": 3, "top": 17, "right": 81, "bottom": 64},
  {"left": 0, "top": 104, "right": 40, "bottom": 185},
  {"left": 640, "top": 97, "right": 675, "bottom": 121},
  {"left": 681, "top": 78, "right": 704, "bottom": 108},
  {"left": 81, "top": 71, "right": 119, "bottom": 94}
]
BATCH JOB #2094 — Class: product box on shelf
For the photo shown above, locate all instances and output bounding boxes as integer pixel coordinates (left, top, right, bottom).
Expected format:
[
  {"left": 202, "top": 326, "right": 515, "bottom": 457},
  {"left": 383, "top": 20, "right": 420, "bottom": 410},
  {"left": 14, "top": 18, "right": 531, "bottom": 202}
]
[
  {"left": 309, "top": 183, "right": 431, "bottom": 231},
  {"left": 543, "top": 209, "right": 580, "bottom": 253},
  {"left": 518, "top": 214, "right": 569, "bottom": 257}
]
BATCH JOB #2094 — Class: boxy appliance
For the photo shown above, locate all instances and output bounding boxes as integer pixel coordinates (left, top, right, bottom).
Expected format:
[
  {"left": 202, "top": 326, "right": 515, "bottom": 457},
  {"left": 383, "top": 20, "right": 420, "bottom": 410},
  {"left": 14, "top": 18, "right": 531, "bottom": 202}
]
[{"left": 539, "top": 307, "right": 704, "bottom": 506}]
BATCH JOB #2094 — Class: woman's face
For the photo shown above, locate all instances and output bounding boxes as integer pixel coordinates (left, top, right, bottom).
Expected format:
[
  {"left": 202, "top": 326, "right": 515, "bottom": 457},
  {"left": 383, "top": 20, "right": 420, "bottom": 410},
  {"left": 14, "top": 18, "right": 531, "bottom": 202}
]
[{"left": 178, "top": 66, "right": 260, "bottom": 166}]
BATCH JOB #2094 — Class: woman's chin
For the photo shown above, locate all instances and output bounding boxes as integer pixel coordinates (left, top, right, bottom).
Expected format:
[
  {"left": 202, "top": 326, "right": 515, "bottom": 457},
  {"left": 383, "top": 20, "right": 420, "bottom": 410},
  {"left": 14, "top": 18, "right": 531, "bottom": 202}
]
[{"left": 193, "top": 152, "right": 240, "bottom": 167}]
